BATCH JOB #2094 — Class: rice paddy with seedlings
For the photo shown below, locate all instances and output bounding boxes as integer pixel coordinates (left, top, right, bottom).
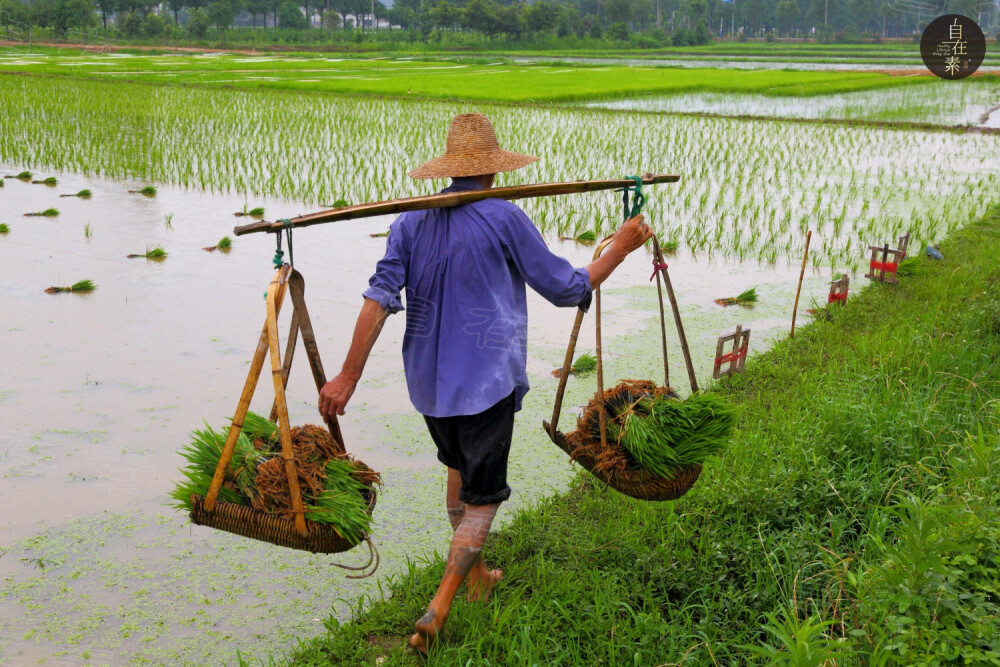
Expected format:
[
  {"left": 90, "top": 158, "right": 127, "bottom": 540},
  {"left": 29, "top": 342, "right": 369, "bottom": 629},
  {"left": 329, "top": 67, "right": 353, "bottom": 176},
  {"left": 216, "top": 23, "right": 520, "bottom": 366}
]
[
  {"left": 0, "top": 49, "right": 936, "bottom": 104},
  {"left": 1, "top": 75, "right": 997, "bottom": 271}
]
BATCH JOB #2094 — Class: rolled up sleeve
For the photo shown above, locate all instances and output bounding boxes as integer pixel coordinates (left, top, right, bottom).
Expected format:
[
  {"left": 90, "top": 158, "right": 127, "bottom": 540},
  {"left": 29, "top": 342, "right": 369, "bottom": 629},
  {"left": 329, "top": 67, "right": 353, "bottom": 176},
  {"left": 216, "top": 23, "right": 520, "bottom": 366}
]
[
  {"left": 501, "top": 207, "right": 593, "bottom": 312},
  {"left": 362, "top": 222, "right": 408, "bottom": 314}
]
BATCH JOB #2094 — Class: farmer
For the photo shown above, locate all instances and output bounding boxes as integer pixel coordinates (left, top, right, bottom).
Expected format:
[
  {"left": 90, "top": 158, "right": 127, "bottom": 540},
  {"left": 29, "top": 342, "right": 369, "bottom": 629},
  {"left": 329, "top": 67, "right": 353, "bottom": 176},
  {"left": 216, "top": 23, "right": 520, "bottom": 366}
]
[{"left": 318, "top": 113, "right": 652, "bottom": 653}]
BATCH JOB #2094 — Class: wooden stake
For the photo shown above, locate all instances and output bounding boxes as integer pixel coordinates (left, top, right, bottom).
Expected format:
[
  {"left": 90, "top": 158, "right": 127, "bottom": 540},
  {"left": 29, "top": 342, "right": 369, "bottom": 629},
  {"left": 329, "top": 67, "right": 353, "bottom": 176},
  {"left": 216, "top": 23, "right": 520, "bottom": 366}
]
[
  {"left": 266, "top": 273, "right": 308, "bottom": 538},
  {"left": 790, "top": 230, "right": 812, "bottom": 339},
  {"left": 205, "top": 265, "right": 291, "bottom": 513}
]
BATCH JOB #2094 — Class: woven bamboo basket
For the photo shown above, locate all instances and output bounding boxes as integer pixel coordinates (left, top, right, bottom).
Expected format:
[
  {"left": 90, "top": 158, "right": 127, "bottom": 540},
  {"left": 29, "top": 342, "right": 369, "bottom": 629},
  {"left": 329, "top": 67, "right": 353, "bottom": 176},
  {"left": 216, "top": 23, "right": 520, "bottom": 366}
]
[
  {"left": 190, "top": 483, "right": 376, "bottom": 554},
  {"left": 544, "top": 235, "right": 704, "bottom": 501}
]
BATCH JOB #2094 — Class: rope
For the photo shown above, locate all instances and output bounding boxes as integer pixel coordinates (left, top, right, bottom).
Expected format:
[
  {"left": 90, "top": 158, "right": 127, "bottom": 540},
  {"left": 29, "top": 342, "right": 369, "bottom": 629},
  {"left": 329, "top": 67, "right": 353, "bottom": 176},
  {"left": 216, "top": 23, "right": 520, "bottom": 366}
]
[
  {"left": 649, "top": 261, "right": 669, "bottom": 282},
  {"left": 273, "top": 219, "right": 295, "bottom": 269},
  {"left": 624, "top": 175, "right": 646, "bottom": 220}
]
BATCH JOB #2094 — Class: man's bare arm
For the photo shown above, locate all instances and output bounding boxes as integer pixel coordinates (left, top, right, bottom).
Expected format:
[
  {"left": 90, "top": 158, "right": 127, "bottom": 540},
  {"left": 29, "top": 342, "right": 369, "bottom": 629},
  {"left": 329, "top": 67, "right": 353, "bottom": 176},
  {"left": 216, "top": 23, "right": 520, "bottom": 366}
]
[
  {"left": 319, "top": 297, "right": 389, "bottom": 418},
  {"left": 585, "top": 215, "right": 653, "bottom": 288}
]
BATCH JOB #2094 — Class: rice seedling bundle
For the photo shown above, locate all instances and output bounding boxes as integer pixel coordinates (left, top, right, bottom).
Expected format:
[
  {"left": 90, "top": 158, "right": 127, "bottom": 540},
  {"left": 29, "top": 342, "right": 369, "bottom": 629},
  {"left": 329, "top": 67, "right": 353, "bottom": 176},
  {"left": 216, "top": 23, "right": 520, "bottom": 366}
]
[
  {"left": 715, "top": 287, "right": 758, "bottom": 306},
  {"left": 578, "top": 380, "right": 737, "bottom": 481},
  {"left": 0, "top": 223, "right": 8, "bottom": 234},
  {"left": 45, "top": 279, "right": 95, "bottom": 294},
  {"left": 24, "top": 208, "right": 59, "bottom": 217},
  {"left": 170, "top": 412, "right": 376, "bottom": 543}
]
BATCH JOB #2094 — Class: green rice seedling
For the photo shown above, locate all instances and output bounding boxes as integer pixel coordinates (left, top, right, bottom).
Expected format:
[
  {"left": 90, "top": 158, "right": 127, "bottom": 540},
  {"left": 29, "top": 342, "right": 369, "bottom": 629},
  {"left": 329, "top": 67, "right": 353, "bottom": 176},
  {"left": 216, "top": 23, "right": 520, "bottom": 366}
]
[
  {"left": 128, "top": 185, "right": 157, "bottom": 196},
  {"left": 304, "top": 459, "right": 372, "bottom": 542},
  {"left": 164, "top": 213, "right": 173, "bottom": 230},
  {"left": 203, "top": 236, "right": 233, "bottom": 252},
  {"left": 169, "top": 422, "right": 264, "bottom": 511},
  {"left": 897, "top": 257, "right": 919, "bottom": 277},
  {"left": 234, "top": 206, "right": 266, "bottom": 218},
  {"left": 31, "top": 177, "right": 57, "bottom": 185},
  {"left": 715, "top": 287, "right": 758, "bottom": 307},
  {"left": 127, "top": 245, "right": 168, "bottom": 260},
  {"left": 369, "top": 230, "right": 389, "bottom": 238},
  {"left": 0, "top": 224, "right": 9, "bottom": 234},
  {"left": 84, "top": 223, "right": 93, "bottom": 238},
  {"left": 24, "top": 208, "right": 59, "bottom": 217},
  {"left": 60, "top": 189, "right": 92, "bottom": 198},
  {"left": 552, "top": 351, "right": 597, "bottom": 377},
  {"left": 558, "top": 230, "right": 598, "bottom": 244},
  {"left": 45, "top": 280, "right": 96, "bottom": 294},
  {"left": 606, "top": 392, "right": 737, "bottom": 479},
  {"left": 660, "top": 239, "right": 680, "bottom": 253}
]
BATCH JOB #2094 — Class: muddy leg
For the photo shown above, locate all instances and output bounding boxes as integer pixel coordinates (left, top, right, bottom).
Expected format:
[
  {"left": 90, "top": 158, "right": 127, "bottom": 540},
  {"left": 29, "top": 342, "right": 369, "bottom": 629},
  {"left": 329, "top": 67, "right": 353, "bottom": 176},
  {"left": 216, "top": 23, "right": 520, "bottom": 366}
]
[
  {"left": 409, "top": 502, "right": 499, "bottom": 654},
  {"left": 444, "top": 468, "right": 503, "bottom": 602}
]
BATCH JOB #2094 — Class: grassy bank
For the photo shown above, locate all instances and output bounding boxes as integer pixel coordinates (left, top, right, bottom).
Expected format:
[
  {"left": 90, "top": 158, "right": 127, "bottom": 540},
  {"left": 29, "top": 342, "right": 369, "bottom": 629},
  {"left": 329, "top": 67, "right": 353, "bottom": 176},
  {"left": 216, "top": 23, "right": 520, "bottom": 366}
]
[{"left": 285, "top": 204, "right": 1000, "bottom": 665}]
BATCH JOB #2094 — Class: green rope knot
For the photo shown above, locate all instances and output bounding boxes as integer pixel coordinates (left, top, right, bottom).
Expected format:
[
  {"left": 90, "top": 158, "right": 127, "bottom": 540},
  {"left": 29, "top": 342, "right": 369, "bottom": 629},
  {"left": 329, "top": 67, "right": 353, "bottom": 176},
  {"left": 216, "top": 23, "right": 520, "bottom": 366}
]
[
  {"left": 272, "top": 218, "right": 294, "bottom": 268},
  {"left": 625, "top": 175, "right": 646, "bottom": 219}
]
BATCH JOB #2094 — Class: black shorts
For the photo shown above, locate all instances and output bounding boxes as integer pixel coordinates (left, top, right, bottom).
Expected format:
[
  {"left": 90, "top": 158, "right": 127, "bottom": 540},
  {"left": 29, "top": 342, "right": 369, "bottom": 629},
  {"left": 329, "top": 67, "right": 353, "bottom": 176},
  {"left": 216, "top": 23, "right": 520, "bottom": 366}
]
[{"left": 423, "top": 392, "right": 515, "bottom": 506}]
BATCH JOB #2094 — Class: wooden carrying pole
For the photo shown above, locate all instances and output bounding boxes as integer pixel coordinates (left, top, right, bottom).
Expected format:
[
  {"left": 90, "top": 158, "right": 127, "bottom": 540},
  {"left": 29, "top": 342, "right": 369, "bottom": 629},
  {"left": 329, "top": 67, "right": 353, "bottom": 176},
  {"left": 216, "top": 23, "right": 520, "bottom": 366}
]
[
  {"left": 789, "top": 230, "right": 812, "bottom": 339},
  {"left": 233, "top": 174, "right": 681, "bottom": 236}
]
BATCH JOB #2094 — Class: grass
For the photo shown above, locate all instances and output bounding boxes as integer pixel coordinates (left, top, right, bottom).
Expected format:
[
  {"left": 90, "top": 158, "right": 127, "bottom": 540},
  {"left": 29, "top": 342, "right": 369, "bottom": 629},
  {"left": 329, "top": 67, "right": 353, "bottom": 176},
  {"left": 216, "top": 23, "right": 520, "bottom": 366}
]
[
  {"left": 45, "top": 279, "right": 95, "bottom": 294},
  {"left": 127, "top": 245, "right": 168, "bottom": 260},
  {"left": 285, "top": 204, "right": 1000, "bottom": 665},
  {"left": 24, "top": 208, "right": 59, "bottom": 217}
]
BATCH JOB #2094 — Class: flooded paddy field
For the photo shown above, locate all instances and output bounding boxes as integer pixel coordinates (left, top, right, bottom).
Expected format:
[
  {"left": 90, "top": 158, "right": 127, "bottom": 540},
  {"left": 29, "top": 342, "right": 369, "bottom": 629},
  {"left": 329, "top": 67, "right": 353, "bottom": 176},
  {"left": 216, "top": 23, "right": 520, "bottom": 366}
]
[
  {"left": 1, "top": 164, "right": 840, "bottom": 665},
  {"left": 590, "top": 77, "right": 1000, "bottom": 126}
]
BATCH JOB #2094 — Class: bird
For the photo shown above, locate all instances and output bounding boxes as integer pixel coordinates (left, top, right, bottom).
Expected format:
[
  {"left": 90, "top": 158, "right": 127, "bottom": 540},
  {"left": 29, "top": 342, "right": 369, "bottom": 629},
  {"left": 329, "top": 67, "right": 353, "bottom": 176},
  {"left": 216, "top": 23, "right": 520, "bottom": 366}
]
[{"left": 925, "top": 245, "right": 943, "bottom": 260}]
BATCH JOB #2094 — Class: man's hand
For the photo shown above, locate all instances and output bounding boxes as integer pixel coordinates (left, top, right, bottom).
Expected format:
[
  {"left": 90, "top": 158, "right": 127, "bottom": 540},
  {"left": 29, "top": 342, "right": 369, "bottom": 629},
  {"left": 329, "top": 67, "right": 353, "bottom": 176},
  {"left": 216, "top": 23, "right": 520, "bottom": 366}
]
[
  {"left": 611, "top": 214, "right": 653, "bottom": 257},
  {"left": 319, "top": 373, "right": 358, "bottom": 418}
]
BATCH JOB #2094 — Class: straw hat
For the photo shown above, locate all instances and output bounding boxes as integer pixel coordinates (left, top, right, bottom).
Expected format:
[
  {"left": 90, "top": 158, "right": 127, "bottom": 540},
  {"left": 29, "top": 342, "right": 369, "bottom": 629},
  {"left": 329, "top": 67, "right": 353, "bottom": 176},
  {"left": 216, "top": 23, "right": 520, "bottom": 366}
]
[{"left": 408, "top": 113, "right": 538, "bottom": 179}]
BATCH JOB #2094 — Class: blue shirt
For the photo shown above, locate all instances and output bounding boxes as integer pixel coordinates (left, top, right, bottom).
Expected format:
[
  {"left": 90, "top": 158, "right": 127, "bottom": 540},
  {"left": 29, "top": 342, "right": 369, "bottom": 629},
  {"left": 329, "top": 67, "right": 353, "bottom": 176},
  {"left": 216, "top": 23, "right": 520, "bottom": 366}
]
[{"left": 363, "top": 178, "right": 593, "bottom": 418}]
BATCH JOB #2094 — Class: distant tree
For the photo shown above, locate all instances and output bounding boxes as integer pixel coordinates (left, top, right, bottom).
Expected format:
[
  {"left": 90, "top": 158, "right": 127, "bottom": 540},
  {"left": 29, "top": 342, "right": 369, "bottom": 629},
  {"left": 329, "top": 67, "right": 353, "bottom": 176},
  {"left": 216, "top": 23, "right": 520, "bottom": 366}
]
[
  {"left": 322, "top": 8, "right": 341, "bottom": 28},
  {"left": 681, "top": 0, "right": 707, "bottom": 27},
  {"left": 742, "top": 0, "right": 766, "bottom": 32},
  {"left": 606, "top": 20, "right": 628, "bottom": 38},
  {"left": 166, "top": 0, "right": 185, "bottom": 24},
  {"left": 141, "top": 11, "right": 166, "bottom": 35},
  {"left": 603, "top": 0, "right": 631, "bottom": 25},
  {"left": 93, "top": 0, "right": 115, "bottom": 27},
  {"left": 32, "top": 0, "right": 97, "bottom": 38},
  {"left": 523, "top": 0, "right": 559, "bottom": 33},
  {"left": 187, "top": 6, "right": 210, "bottom": 34},
  {"left": 497, "top": 2, "right": 523, "bottom": 37},
  {"left": 463, "top": 0, "right": 500, "bottom": 35},
  {"left": 117, "top": 0, "right": 158, "bottom": 17},
  {"left": 207, "top": 0, "right": 238, "bottom": 33},
  {"left": 117, "top": 11, "right": 143, "bottom": 35},
  {"left": 278, "top": 0, "right": 309, "bottom": 26},
  {"left": 431, "top": 0, "right": 461, "bottom": 30},
  {"left": 775, "top": 0, "right": 798, "bottom": 34},
  {"left": 631, "top": 0, "right": 653, "bottom": 29},
  {"left": 247, "top": 0, "right": 270, "bottom": 26}
]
